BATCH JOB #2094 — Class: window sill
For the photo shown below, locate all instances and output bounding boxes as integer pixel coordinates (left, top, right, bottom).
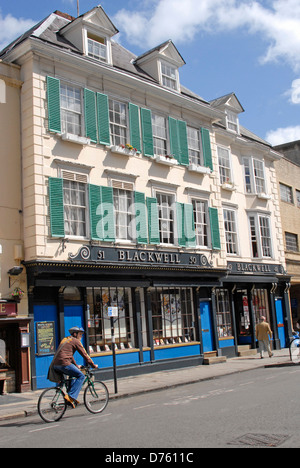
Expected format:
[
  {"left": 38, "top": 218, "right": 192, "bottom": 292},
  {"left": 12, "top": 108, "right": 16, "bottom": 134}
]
[
  {"left": 61, "top": 133, "right": 91, "bottom": 145},
  {"left": 221, "top": 183, "right": 236, "bottom": 192},
  {"left": 188, "top": 164, "right": 210, "bottom": 175},
  {"left": 154, "top": 155, "right": 179, "bottom": 166},
  {"left": 257, "top": 193, "right": 271, "bottom": 200}
]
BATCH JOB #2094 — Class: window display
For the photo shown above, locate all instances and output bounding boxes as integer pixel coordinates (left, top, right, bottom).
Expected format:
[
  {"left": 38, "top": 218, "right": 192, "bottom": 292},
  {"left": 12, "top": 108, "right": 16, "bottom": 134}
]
[
  {"left": 150, "top": 287, "right": 195, "bottom": 345},
  {"left": 215, "top": 289, "right": 233, "bottom": 338},
  {"left": 87, "top": 287, "right": 135, "bottom": 353}
]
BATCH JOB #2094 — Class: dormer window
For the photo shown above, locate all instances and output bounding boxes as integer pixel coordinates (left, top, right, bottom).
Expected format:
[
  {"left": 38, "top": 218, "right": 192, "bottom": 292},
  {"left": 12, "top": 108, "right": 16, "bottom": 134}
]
[
  {"left": 87, "top": 33, "right": 107, "bottom": 62},
  {"left": 161, "top": 62, "right": 178, "bottom": 91},
  {"left": 226, "top": 110, "right": 239, "bottom": 133}
]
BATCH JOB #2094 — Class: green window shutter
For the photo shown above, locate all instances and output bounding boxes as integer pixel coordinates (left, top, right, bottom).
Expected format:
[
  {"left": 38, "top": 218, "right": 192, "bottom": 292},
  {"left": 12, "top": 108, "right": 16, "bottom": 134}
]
[
  {"left": 209, "top": 207, "right": 221, "bottom": 250},
  {"left": 100, "top": 186, "right": 115, "bottom": 241},
  {"left": 97, "top": 93, "right": 111, "bottom": 146},
  {"left": 147, "top": 197, "right": 160, "bottom": 244},
  {"left": 201, "top": 128, "right": 213, "bottom": 171},
  {"left": 47, "top": 76, "right": 61, "bottom": 133},
  {"left": 84, "top": 89, "right": 97, "bottom": 143},
  {"left": 89, "top": 184, "right": 102, "bottom": 240},
  {"left": 141, "top": 108, "right": 154, "bottom": 157},
  {"left": 89, "top": 185, "right": 115, "bottom": 241},
  {"left": 184, "top": 203, "right": 196, "bottom": 247},
  {"left": 169, "top": 117, "right": 180, "bottom": 162},
  {"left": 129, "top": 103, "right": 141, "bottom": 153},
  {"left": 178, "top": 120, "right": 189, "bottom": 166},
  {"left": 176, "top": 202, "right": 186, "bottom": 247},
  {"left": 134, "top": 192, "right": 148, "bottom": 244},
  {"left": 49, "top": 177, "right": 65, "bottom": 237}
]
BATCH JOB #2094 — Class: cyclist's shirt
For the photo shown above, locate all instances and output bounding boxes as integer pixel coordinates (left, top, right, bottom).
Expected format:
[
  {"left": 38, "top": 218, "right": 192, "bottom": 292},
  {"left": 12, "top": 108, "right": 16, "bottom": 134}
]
[{"left": 52, "top": 336, "right": 96, "bottom": 368}]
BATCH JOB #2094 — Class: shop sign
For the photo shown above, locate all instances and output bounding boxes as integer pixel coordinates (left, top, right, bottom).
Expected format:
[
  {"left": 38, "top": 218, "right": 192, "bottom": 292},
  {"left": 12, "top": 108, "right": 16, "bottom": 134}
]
[
  {"left": 0, "top": 303, "right": 17, "bottom": 317},
  {"left": 69, "top": 245, "right": 212, "bottom": 269},
  {"left": 228, "top": 261, "right": 285, "bottom": 275}
]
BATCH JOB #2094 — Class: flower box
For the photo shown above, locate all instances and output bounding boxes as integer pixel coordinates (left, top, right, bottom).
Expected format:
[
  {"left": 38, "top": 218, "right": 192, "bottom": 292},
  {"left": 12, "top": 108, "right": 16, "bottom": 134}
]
[
  {"left": 155, "top": 155, "right": 178, "bottom": 166},
  {"left": 110, "top": 145, "right": 138, "bottom": 156}
]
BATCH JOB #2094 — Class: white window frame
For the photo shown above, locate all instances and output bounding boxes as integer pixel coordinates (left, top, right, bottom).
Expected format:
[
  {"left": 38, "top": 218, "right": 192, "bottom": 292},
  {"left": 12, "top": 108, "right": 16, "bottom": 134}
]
[
  {"left": 160, "top": 61, "right": 179, "bottom": 91},
  {"left": 60, "top": 170, "right": 89, "bottom": 239},
  {"left": 187, "top": 126, "right": 203, "bottom": 166},
  {"left": 60, "top": 83, "right": 82, "bottom": 136},
  {"left": 155, "top": 191, "right": 175, "bottom": 245},
  {"left": 84, "top": 30, "right": 112, "bottom": 64},
  {"left": 113, "top": 183, "right": 134, "bottom": 243},
  {"left": 223, "top": 208, "right": 239, "bottom": 255},
  {"left": 217, "top": 146, "right": 232, "bottom": 184},
  {"left": 243, "top": 157, "right": 267, "bottom": 195},
  {"left": 226, "top": 110, "right": 239, "bottom": 134},
  {"left": 152, "top": 113, "right": 168, "bottom": 156},
  {"left": 109, "top": 98, "right": 128, "bottom": 147},
  {"left": 192, "top": 198, "right": 209, "bottom": 248},
  {"left": 248, "top": 212, "right": 273, "bottom": 259}
]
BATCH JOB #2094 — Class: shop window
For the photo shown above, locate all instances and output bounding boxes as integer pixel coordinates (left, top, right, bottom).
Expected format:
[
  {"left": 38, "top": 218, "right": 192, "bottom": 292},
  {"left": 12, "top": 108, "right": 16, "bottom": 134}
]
[
  {"left": 0, "top": 327, "right": 15, "bottom": 369},
  {"left": 87, "top": 287, "right": 136, "bottom": 353},
  {"left": 215, "top": 289, "right": 233, "bottom": 338},
  {"left": 150, "top": 288, "right": 196, "bottom": 346},
  {"left": 252, "top": 288, "right": 270, "bottom": 326}
]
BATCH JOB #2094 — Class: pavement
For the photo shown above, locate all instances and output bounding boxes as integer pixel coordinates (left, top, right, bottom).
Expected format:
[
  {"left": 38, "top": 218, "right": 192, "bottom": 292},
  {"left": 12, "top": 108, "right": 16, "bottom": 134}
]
[{"left": 0, "top": 348, "right": 294, "bottom": 421}]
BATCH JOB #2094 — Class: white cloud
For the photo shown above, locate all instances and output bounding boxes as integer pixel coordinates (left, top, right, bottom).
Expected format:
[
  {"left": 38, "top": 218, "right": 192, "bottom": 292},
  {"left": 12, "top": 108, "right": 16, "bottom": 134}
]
[
  {"left": 265, "top": 126, "right": 300, "bottom": 146},
  {"left": 0, "top": 12, "right": 35, "bottom": 51},
  {"left": 114, "top": 0, "right": 300, "bottom": 71}
]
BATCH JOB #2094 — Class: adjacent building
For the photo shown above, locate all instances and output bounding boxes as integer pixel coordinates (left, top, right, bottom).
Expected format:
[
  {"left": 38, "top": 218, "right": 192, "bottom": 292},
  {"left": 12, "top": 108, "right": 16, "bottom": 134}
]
[
  {"left": 0, "top": 6, "right": 292, "bottom": 391},
  {"left": 274, "top": 140, "right": 300, "bottom": 330}
]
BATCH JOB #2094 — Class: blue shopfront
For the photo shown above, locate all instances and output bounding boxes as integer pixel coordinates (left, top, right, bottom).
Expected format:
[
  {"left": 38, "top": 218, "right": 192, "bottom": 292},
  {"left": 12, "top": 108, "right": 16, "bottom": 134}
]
[
  {"left": 27, "top": 246, "right": 227, "bottom": 390},
  {"left": 26, "top": 250, "right": 292, "bottom": 390}
]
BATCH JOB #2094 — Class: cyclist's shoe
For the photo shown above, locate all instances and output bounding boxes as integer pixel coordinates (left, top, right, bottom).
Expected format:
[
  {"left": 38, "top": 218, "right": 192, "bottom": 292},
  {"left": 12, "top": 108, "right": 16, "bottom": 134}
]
[{"left": 64, "top": 394, "right": 76, "bottom": 409}]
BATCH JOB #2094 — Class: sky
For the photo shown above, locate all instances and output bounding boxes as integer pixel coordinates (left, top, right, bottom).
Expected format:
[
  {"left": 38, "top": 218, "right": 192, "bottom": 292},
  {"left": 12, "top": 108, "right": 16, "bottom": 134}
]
[{"left": 0, "top": 0, "right": 300, "bottom": 146}]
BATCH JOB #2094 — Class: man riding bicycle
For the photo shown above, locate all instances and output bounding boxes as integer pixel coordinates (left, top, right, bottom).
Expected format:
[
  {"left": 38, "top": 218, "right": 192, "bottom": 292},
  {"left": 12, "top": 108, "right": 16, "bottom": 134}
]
[{"left": 49, "top": 326, "right": 98, "bottom": 408}]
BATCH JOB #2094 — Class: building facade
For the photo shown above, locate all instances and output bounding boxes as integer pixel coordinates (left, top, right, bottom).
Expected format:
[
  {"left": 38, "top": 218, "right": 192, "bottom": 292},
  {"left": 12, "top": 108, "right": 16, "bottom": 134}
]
[
  {"left": 0, "top": 7, "right": 292, "bottom": 391},
  {"left": 0, "top": 62, "right": 31, "bottom": 392},
  {"left": 274, "top": 141, "right": 300, "bottom": 329}
]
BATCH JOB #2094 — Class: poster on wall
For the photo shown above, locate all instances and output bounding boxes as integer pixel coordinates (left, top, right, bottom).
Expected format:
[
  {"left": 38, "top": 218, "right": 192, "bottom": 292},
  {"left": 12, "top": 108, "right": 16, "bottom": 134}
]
[{"left": 36, "top": 321, "right": 56, "bottom": 355}]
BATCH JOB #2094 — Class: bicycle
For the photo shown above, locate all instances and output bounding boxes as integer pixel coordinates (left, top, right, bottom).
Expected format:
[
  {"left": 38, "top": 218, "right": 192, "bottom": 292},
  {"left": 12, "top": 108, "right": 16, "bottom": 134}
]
[
  {"left": 289, "top": 331, "right": 300, "bottom": 364},
  {"left": 37, "top": 366, "right": 109, "bottom": 423}
]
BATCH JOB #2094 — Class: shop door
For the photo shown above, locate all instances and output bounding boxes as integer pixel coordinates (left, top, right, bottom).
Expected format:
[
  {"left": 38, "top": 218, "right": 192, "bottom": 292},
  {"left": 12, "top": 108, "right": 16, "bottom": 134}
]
[
  {"left": 200, "top": 301, "right": 214, "bottom": 353},
  {"left": 64, "top": 305, "right": 86, "bottom": 366},
  {"left": 275, "top": 298, "right": 286, "bottom": 348},
  {"left": 34, "top": 305, "right": 59, "bottom": 389}
]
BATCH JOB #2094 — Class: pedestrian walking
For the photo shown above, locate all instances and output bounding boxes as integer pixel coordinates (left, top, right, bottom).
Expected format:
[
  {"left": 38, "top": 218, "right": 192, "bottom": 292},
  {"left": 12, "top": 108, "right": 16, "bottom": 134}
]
[{"left": 256, "top": 316, "right": 273, "bottom": 359}]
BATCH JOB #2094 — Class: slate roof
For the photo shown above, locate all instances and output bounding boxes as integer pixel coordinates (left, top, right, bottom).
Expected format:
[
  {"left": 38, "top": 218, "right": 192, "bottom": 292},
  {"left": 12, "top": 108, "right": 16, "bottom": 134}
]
[{"left": 0, "top": 9, "right": 273, "bottom": 149}]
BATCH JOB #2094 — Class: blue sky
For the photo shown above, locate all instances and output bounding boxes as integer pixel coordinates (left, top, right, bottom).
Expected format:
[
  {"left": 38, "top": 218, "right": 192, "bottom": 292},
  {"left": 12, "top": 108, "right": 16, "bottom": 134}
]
[{"left": 1, "top": 0, "right": 300, "bottom": 146}]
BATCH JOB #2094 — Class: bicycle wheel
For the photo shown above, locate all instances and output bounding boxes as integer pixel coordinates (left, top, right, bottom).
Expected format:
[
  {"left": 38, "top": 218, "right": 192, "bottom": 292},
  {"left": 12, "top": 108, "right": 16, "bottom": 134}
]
[
  {"left": 290, "top": 338, "right": 300, "bottom": 364},
  {"left": 37, "top": 387, "right": 67, "bottom": 423},
  {"left": 84, "top": 380, "right": 109, "bottom": 414}
]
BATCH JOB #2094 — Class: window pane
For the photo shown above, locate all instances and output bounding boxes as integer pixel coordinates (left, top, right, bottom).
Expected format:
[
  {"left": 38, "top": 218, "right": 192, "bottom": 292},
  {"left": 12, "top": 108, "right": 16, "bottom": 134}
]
[
  {"left": 192, "top": 199, "right": 208, "bottom": 246},
  {"left": 63, "top": 180, "right": 87, "bottom": 237},
  {"left": 157, "top": 193, "right": 174, "bottom": 244},
  {"left": 216, "top": 289, "right": 233, "bottom": 338},
  {"left": 151, "top": 288, "right": 195, "bottom": 346},
  {"left": 223, "top": 209, "right": 238, "bottom": 254},
  {"left": 87, "top": 287, "right": 137, "bottom": 352},
  {"left": 217, "top": 147, "right": 231, "bottom": 184}
]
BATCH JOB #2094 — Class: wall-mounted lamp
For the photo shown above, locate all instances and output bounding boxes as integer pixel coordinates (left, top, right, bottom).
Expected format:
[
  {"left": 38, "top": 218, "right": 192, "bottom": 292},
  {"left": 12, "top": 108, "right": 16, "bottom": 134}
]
[{"left": 8, "top": 266, "right": 23, "bottom": 287}]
